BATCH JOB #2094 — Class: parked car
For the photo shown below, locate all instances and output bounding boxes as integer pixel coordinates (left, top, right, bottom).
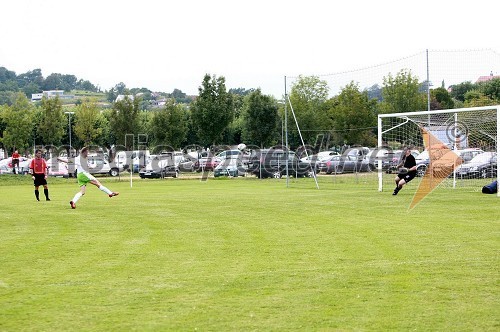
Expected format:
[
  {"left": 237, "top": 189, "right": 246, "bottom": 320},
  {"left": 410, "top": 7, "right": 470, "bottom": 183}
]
[
  {"left": 0, "top": 156, "right": 31, "bottom": 175},
  {"left": 247, "top": 148, "right": 314, "bottom": 178},
  {"left": 157, "top": 151, "right": 197, "bottom": 173},
  {"left": 415, "top": 148, "right": 484, "bottom": 177},
  {"left": 316, "top": 154, "right": 370, "bottom": 174},
  {"left": 213, "top": 157, "right": 246, "bottom": 177},
  {"left": 139, "top": 154, "right": 179, "bottom": 179},
  {"left": 214, "top": 149, "right": 242, "bottom": 160},
  {"left": 177, "top": 155, "right": 197, "bottom": 172},
  {"left": 196, "top": 157, "right": 221, "bottom": 172},
  {"left": 46, "top": 157, "right": 69, "bottom": 178},
  {"left": 299, "top": 150, "right": 339, "bottom": 163},
  {"left": 63, "top": 154, "right": 126, "bottom": 177},
  {"left": 384, "top": 149, "right": 420, "bottom": 174},
  {"left": 86, "top": 155, "right": 125, "bottom": 176},
  {"left": 455, "top": 152, "right": 497, "bottom": 179},
  {"left": 213, "top": 149, "right": 251, "bottom": 170}
]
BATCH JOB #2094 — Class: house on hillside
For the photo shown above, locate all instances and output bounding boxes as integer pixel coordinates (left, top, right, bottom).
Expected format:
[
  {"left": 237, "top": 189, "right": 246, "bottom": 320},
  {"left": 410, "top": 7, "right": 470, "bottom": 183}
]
[
  {"left": 31, "top": 93, "right": 43, "bottom": 101},
  {"left": 31, "top": 90, "right": 74, "bottom": 102},
  {"left": 115, "top": 94, "right": 135, "bottom": 102},
  {"left": 476, "top": 71, "right": 500, "bottom": 83}
]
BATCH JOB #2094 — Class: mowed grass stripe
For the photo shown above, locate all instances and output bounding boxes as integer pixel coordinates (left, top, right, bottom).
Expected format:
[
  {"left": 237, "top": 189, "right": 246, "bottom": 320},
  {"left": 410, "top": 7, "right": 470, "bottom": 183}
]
[{"left": 0, "top": 176, "right": 498, "bottom": 330}]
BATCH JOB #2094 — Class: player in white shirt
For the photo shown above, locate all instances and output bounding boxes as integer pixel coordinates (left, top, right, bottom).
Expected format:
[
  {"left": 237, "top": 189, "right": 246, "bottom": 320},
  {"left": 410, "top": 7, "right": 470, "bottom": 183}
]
[{"left": 70, "top": 147, "right": 119, "bottom": 209}]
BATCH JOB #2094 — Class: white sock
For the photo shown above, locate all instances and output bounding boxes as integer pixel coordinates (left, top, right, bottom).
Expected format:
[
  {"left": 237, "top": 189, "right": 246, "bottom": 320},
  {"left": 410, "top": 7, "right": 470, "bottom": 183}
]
[
  {"left": 72, "top": 192, "right": 83, "bottom": 203},
  {"left": 99, "top": 185, "right": 112, "bottom": 195}
]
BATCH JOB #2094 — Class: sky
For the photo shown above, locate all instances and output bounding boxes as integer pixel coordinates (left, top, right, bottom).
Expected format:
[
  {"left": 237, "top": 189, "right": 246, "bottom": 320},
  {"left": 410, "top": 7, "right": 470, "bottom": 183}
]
[{"left": 1, "top": 0, "right": 499, "bottom": 98}]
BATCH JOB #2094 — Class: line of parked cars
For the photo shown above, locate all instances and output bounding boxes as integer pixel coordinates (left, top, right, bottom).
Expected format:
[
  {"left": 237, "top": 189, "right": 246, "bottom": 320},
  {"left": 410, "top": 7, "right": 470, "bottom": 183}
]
[
  {"left": 138, "top": 148, "right": 318, "bottom": 179},
  {"left": 412, "top": 148, "right": 492, "bottom": 178},
  {"left": 454, "top": 151, "right": 497, "bottom": 179},
  {"left": 300, "top": 146, "right": 498, "bottom": 180},
  {"left": 139, "top": 151, "right": 198, "bottom": 179},
  {"left": 0, "top": 151, "right": 130, "bottom": 178},
  {"left": 2, "top": 146, "right": 497, "bottom": 181},
  {"left": 0, "top": 156, "right": 31, "bottom": 175},
  {"left": 135, "top": 145, "right": 498, "bottom": 180}
]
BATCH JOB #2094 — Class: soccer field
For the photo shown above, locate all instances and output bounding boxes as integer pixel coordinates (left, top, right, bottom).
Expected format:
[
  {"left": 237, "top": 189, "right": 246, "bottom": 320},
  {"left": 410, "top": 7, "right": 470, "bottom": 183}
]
[{"left": 0, "top": 175, "right": 498, "bottom": 330}]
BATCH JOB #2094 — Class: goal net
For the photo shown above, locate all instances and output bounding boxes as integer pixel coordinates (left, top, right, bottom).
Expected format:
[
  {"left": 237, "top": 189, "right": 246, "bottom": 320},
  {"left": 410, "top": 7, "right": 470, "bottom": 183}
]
[{"left": 377, "top": 105, "right": 499, "bottom": 201}]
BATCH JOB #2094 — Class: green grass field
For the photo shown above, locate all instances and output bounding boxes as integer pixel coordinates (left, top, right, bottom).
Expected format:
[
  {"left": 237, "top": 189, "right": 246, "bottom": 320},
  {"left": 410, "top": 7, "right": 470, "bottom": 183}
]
[{"left": 0, "top": 174, "right": 498, "bottom": 330}]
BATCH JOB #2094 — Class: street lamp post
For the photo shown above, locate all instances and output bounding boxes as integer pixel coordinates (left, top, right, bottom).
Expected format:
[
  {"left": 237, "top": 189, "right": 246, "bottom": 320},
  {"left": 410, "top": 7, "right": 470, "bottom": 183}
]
[{"left": 65, "top": 112, "right": 75, "bottom": 156}]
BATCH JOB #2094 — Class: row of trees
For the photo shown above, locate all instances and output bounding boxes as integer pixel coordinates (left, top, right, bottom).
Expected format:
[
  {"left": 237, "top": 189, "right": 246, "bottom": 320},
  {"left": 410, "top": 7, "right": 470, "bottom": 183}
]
[
  {"left": 0, "top": 66, "right": 195, "bottom": 109},
  {"left": 1, "top": 70, "right": 499, "bottom": 157},
  {"left": 0, "top": 67, "right": 99, "bottom": 105}
]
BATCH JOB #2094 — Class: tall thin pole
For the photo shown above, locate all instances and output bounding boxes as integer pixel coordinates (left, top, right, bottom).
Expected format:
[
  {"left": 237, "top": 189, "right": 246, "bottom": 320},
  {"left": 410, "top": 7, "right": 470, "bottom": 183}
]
[
  {"left": 377, "top": 116, "right": 383, "bottom": 192},
  {"left": 426, "top": 49, "right": 431, "bottom": 112},
  {"left": 287, "top": 95, "right": 319, "bottom": 189},
  {"left": 64, "top": 111, "right": 74, "bottom": 156},
  {"left": 68, "top": 113, "right": 72, "bottom": 153},
  {"left": 284, "top": 76, "right": 289, "bottom": 187}
]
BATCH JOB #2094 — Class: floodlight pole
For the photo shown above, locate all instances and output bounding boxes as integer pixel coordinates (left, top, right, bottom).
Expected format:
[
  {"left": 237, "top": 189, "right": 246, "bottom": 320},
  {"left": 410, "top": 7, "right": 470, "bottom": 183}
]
[
  {"left": 497, "top": 105, "right": 500, "bottom": 197},
  {"left": 284, "top": 76, "right": 289, "bottom": 187},
  {"left": 426, "top": 49, "right": 431, "bottom": 112},
  {"left": 64, "top": 112, "right": 75, "bottom": 156}
]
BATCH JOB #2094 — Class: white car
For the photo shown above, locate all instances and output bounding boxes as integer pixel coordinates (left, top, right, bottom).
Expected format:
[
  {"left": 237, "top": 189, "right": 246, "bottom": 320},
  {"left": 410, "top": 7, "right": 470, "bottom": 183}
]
[
  {"left": 0, "top": 156, "right": 31, "bottom": 174},
  {"left": 46, "top": 157, "right": 69, "bottom": 177},
  {"left": 455, "top": 152, "right": 497, "bottom": 179},
  {"left": 213, "top": 157, "right": 245, "bottom": 177},
  {"left": 300, "top": 151, "right": 339, "bottom": 164},
  {"left": 61, "top": 154, "right": 127, "bottom": 177}
]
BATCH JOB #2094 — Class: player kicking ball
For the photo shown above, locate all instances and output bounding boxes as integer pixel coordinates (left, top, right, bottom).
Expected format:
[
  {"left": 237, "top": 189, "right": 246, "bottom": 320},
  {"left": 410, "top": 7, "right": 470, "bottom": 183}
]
[
  {"left": 393, "top": 147, "right": 417, "bottom": 195},
  {"left": 70, "top": 147, "right": 119, "bottom": 209}
]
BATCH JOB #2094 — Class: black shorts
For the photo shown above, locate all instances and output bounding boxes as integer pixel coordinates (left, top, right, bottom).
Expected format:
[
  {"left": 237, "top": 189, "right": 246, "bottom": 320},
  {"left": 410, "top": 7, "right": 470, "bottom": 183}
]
[
  {"left": 397, "top": 171, "right": 416, "bottom": 183},
  {"left": 33, "top": 173, "right": 47, "bottom": 187}
]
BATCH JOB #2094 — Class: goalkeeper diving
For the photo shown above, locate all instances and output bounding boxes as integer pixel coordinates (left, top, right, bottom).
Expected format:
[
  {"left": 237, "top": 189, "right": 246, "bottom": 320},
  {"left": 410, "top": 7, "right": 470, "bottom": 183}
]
[{"left": 393, "top": 147, "right": 417, "bottom": 196}]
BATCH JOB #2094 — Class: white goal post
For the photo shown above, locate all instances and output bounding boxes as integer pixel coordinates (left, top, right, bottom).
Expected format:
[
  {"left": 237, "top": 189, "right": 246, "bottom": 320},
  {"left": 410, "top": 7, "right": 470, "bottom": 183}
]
[{"left": 377, "top": 105, "right": 499, "bottom": 197}]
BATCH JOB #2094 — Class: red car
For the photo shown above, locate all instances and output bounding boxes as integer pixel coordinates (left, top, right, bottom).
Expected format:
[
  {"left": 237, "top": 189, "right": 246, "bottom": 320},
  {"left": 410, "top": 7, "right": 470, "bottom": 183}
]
[{"left": 196, "top": 157, "right": 220, "bottom": 172}]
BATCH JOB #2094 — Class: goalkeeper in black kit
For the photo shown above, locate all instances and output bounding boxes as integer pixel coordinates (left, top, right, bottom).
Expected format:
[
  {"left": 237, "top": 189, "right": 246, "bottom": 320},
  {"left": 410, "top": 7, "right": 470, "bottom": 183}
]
[{"left": 393, "top": 147, "right": 417, "bottom": 195}]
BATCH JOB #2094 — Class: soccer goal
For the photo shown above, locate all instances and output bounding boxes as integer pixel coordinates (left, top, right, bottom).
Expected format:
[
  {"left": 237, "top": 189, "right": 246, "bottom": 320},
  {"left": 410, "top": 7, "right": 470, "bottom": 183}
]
[{"left": 377, "top": 105, "right": 499, "bottom": 197}]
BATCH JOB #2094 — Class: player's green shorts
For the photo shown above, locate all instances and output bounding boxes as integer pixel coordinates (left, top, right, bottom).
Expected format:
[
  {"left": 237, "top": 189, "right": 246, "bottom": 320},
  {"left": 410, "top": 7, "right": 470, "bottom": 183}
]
[{"left": 77, "top": 172, "right": 96, "bottom": 186}]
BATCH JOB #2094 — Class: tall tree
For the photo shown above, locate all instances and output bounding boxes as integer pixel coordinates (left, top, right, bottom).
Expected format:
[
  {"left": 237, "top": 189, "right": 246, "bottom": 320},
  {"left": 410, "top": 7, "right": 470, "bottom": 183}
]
[
  {"left": 380, "top": 69, "right": 427, "bottom": 114},
  {"left": 241, "top": 89, "right": 279, "bottom": 148},
  {"left": 0, "top": 67, "right": 17, "bottom": 83},
  {"left": 17, "top": 69, "right": 44, "bottom": 88},
  {"left": 74, "top": 99, "right": 103, "bottom": 146},
  {"left": 109, "top": 95, "right": 141, "bottom": 150},
  {"left": 191, "top": 74, "right": 234, "bottom": 146},
  {"left": 42, "top": 73, "right": 64, "bottom": 91},
  {"left": 463, "top": 90, "right": 498, "bottom": 107},
  {"left": 449, "top": 81, "right": 475, "bottom": 102},
  {"left": 1, "top": 93, "right": 34, "bottom": 153},
  {"left": 38, "top": 96, "right": 65, "bottom": 146},
  {"left": 287, "top": 75, "right": 329, "bottom": 147},
  {"left": 61, "top": 74, "right": 78, "bottom": 91},
  {"left": 76, "top": 79, "right": 97, "bottom": 92},
  {"left": 150, "top": 99, "right": 188, "bottom": 150},
  {"left": 327, "top": 82, "right": 377, "bottom": 146},
  {"left": 430, "top": 87, "right": 454, "bottom": 110},
  {"left": 479, "top": 78, "right": 500, "bottom": 101}
]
